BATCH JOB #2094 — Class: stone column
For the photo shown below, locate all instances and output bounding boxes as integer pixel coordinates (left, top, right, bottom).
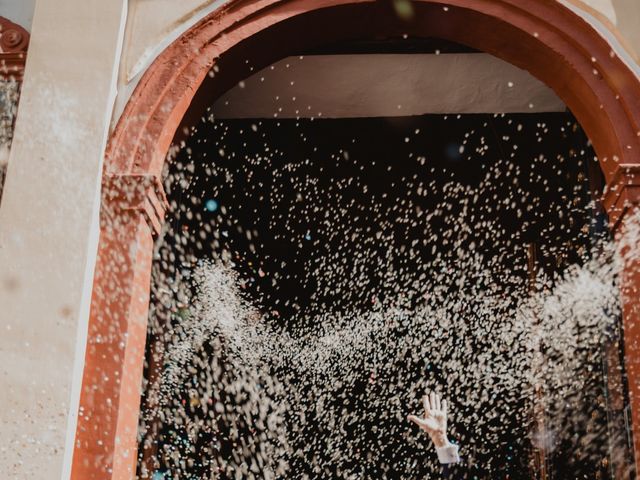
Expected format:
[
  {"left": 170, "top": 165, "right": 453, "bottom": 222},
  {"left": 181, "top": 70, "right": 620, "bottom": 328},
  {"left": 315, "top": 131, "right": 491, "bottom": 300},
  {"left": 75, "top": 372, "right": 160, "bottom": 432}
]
[
  {"left": 0, "top": 1, "right": 127, "bottom": 478},
  {"left": 0, "top": 16, "right": 29, "bottom": 203},
  {"left": 603, "top": 164, "right": 640, "bottom": 474},
  {"left": 71, "top": 174, "right": 166, "bottom": 480}
]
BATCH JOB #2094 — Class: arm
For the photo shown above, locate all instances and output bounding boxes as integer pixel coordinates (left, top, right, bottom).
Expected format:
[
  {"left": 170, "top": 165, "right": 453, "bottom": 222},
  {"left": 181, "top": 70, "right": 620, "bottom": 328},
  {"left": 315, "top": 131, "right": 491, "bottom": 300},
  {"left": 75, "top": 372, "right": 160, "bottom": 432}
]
[{"left": 408, "top": 391, "right": 461, "bottom": 465}]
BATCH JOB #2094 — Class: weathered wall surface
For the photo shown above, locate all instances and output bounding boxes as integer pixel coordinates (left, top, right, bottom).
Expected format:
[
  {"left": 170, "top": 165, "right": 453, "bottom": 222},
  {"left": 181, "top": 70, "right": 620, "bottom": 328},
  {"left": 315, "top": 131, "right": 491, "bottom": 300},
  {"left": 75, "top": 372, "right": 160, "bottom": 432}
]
[
  {"left": 609, "top": 0, "right": 640, "bottom": 59},
  {"left": 0, "top": 0, "right": 126, "bottom": 478},
  {"left": 567, "top": 0, "right": 640, "bottom": 59},
  {"left": 112, "top": 0, "right": 227, "bottom": 124},
  {"left": 213, "top": 53, "right": 566, "bottom": 118}
]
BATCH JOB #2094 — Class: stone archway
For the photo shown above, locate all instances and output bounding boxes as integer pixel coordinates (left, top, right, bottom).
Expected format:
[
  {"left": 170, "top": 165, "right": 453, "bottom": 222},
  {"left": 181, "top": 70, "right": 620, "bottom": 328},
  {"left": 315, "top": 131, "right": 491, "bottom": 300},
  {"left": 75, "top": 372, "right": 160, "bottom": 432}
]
[{"left": 71, "top": 1, "right": 640, "bottom": 478}]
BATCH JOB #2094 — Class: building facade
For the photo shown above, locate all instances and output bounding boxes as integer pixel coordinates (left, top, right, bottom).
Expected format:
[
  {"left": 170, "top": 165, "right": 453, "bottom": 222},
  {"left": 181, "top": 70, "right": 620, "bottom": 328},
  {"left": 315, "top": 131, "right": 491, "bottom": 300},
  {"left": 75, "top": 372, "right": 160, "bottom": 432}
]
[{"left": 1, "top": 0, "right": 640, "bottom": 478}]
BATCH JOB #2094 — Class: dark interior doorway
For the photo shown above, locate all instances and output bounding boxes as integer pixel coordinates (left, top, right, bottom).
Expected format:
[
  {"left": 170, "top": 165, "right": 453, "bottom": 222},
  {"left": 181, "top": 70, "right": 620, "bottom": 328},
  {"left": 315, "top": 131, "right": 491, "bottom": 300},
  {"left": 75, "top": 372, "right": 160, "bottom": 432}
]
[{"left": 136, "top": 44, "right": 632, "bottom": 480}]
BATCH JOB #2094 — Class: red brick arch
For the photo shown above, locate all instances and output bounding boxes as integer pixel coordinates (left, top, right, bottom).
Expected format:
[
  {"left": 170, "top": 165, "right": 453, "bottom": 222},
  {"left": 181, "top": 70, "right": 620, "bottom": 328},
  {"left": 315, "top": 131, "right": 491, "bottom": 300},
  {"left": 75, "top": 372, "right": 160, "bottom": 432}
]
[{"left": 72, "top": 1, "right": 640, "bottom": 478}]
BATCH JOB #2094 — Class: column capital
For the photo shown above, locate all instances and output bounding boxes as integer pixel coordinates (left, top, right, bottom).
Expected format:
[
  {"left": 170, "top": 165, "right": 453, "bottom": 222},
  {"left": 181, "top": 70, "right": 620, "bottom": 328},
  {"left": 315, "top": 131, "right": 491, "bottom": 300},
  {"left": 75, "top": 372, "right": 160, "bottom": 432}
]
[
  {"left": 0, "top": 17, "right": 29, "bottom": 82},
  {"left": 101, "top": 173, "right": 168, "bottom": 236},
  {"left": 602, "top": 164, "right": 640, "bottom": 232}
]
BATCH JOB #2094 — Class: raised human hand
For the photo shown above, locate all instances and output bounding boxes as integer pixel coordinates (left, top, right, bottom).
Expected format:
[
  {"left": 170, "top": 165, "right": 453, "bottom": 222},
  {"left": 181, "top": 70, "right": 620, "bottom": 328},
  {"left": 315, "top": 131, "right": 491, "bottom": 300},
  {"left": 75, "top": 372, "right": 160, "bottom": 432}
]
[{"left": 408, "top": 391, "right": 449, "bottom": 448}]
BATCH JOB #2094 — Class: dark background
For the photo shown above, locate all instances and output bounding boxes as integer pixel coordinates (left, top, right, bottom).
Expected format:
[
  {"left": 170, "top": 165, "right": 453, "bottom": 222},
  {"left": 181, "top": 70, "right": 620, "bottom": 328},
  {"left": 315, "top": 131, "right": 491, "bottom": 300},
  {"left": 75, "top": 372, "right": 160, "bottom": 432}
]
[{"left": 136, "top": 107, "right": 635, "bottom": 479}]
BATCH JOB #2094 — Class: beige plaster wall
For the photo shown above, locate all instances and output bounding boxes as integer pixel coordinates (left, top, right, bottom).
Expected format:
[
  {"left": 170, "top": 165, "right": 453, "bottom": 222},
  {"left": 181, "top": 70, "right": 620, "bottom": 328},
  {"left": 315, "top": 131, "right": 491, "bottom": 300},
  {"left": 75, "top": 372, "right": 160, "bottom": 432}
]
[
  {"left": 111, "top": 0, "right": 227, "bottom": 125},
  {"left": 610, "top": 0, "right": 640, "bottom": 60},
  {"left": 579, "top": 0, "right": 618, "bottom": 22},
  {"left": 579, "top": 0, "right": 640, "bottom": 53},
  {"left": 0, "top": 0, "right": 127, "bottom": 478},
  {"left": 213, "top": 53, "right": 566, "bottom": 118}
]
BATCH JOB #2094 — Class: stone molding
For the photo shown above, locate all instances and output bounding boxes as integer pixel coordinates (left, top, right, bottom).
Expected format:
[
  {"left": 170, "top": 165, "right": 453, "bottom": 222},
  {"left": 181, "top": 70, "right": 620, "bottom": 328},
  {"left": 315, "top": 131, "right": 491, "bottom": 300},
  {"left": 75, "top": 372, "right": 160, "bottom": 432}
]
[
  {"left": 0, "top": 17, "right": 29, "bottom": 202},
  {"left": 603, "top": 165, "right": 640, "bottom": 231},
  {"left": 106, "top": 0, "right": 640, "bottom": 183},
  {"left": 101, "top": 174, "right": 168, "bottom": 236},
  {"left": 85, "top": 1, "right": 640, "bottom": 478},
  {"left": 0, "top": 17, "right": 29, "bottom": 81}
]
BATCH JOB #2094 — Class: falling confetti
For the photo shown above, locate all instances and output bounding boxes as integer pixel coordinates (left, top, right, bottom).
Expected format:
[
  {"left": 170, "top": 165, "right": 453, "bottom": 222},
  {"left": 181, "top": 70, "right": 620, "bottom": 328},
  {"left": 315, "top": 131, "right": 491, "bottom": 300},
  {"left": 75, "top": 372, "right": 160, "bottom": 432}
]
[{"left": 137, "top": 111, "right": 635, "bottom": 479}]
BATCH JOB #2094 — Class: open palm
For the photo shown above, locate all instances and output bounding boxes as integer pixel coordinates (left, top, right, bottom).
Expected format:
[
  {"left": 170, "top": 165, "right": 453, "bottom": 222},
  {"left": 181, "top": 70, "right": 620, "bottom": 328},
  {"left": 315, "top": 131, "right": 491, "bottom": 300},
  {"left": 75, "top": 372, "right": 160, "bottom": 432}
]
[{"left": 408, "top": 391, "right": 448, "bottom": 447}]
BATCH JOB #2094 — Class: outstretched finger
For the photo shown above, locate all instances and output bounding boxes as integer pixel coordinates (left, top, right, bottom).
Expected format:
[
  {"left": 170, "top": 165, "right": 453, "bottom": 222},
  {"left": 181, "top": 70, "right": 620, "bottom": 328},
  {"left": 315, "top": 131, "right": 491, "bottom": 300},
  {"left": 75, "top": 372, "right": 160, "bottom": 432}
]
[
  {"left": 442, "top": 399, "right": 448, "bottom": 416},
  {"left": 430, "top": 391, "right": 438, "bottom": 411},
  {"left": 423, "top": 395, "right": 431, "bottom": 414}
]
